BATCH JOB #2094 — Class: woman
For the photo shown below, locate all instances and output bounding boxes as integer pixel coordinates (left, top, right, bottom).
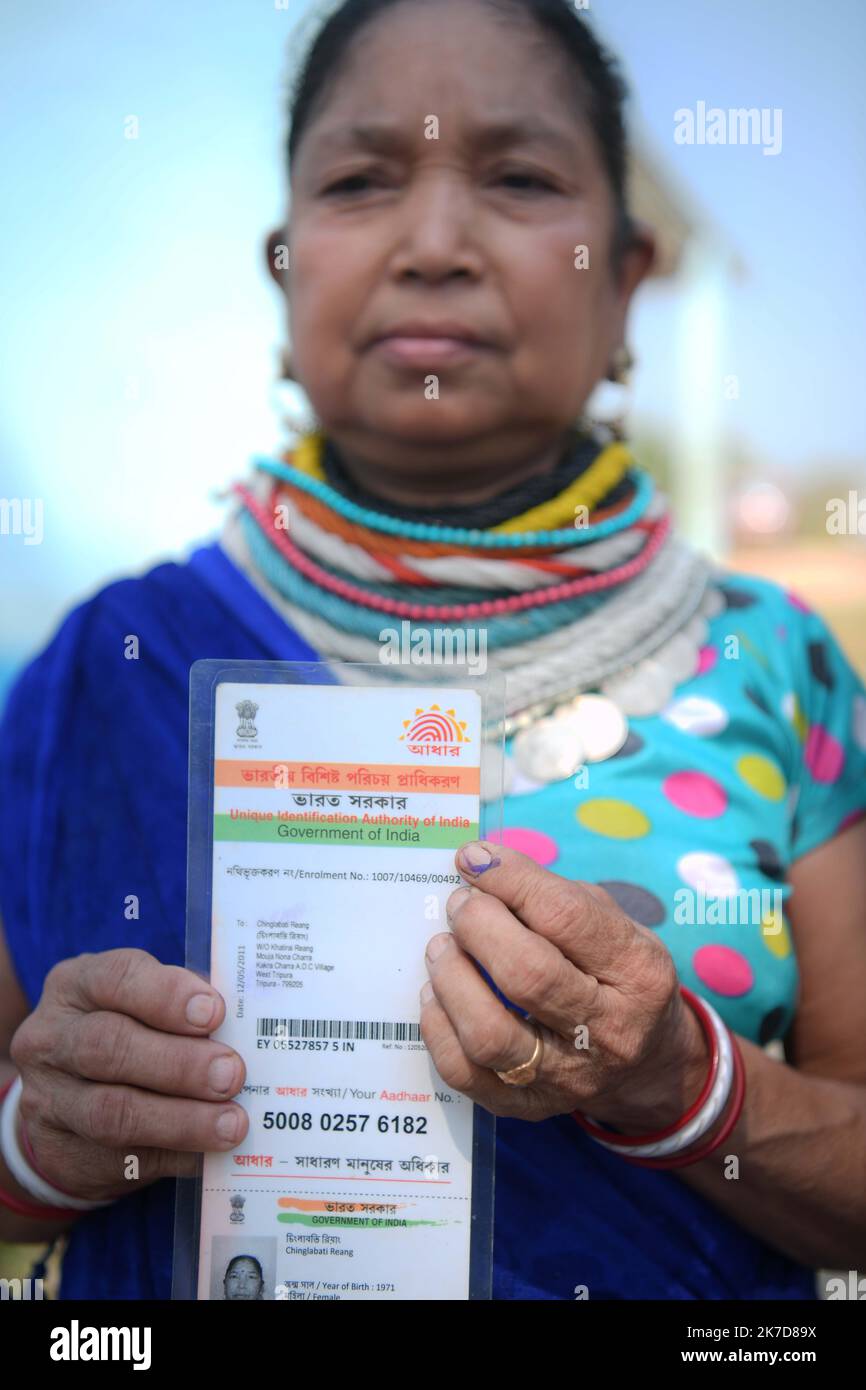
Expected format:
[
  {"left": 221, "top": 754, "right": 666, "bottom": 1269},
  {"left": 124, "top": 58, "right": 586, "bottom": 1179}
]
[
  {"left": 1, "top": 0, "right": 865, "bottom": 1301},
  {"left": 222, "top": 1255, "right": 265, "bottom": 1302}
]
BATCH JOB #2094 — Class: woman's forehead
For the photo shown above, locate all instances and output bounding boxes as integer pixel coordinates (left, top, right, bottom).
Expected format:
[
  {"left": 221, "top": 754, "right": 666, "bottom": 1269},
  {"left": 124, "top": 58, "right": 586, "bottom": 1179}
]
[
  {"left": 305, "top": 112, "right": 589, "bottom": 162},
  {"left": 297, "top": 2, "right": 585, "bottom": 141}
]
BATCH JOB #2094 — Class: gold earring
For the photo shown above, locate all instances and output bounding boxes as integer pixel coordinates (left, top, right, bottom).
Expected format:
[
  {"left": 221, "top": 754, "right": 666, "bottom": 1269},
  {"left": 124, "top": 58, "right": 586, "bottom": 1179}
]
[{"left": 607, "top": 345, "right": 634, "bottom": 386}]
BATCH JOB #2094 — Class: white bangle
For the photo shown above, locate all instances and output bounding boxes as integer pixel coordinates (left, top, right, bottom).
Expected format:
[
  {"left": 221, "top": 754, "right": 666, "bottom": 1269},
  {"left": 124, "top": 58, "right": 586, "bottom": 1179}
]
[
  {"left": 0, "top": 1075, "right": 112, "bottom": 1211},
  {"left": 583, "top": 995, "right": 735, "bottom": 1159}
]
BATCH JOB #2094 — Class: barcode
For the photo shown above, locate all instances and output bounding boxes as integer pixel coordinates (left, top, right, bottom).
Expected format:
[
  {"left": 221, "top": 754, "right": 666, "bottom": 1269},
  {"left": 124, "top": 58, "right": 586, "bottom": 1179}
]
[{"left": 257, "top": 1018, "right": 422, "bottom": 1041}]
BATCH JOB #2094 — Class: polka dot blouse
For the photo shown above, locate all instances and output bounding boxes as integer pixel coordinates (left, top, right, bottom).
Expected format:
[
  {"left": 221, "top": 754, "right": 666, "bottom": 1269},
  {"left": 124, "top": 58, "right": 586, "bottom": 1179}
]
[{"left": 493, "top": 573, "right": 866, "bottom": 1048}]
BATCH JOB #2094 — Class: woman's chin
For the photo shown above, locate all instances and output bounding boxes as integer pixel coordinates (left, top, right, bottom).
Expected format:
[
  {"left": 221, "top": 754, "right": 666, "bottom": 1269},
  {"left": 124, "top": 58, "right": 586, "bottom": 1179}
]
[{"left": 349, "top": 399, "right": 508, "bottom": 446}]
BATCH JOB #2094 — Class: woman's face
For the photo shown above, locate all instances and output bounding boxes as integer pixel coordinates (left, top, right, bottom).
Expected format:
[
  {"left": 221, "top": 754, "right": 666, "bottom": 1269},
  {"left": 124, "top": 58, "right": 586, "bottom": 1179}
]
[
  {"left": 224, "top": 1257, "right": 263, "bottom": 1299},
  {"left": 271, "top": 0, "right": 653, "bottom": 475}
]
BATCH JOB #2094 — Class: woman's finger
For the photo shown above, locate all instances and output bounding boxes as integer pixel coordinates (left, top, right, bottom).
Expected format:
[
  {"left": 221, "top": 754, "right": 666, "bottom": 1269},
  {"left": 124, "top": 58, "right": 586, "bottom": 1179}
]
[
  {"left": 24, "top": 1070, "right": 249, "bottom": 1155},
  {"left": 419, "top": 976, "right": 529, "bottom": 1115},
  {"left": 455, "top": 841, "right": 640, "bottom": 980},
  {"left": 46, "top": 949, "right": 226, "bottom": 1038},
  {"left": 54, "top": 1010, "right": 246, "bottom": 1102},
  {"left": 424, "top": 930, "right": 548, "bottom": 1076},
  {"left": 22, "top": 1124, "right": 204, "bottom": 1201},
  {"left": 445, "top": 885, "right": 604, "bottom": 1033}
]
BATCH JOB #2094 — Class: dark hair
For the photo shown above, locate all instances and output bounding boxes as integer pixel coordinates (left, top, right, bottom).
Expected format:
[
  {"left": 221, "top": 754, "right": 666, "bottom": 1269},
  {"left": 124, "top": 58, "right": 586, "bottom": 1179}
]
[{"left": 285, "top": 0, "right": 637, "bottom": 272}]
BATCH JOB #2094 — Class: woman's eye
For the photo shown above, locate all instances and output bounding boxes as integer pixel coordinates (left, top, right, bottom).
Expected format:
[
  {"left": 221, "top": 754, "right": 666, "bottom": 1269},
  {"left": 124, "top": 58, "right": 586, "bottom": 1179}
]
[
  {"left": 495, "top": 171, "right": 556, "bottom": 193},
  {"left": 322, "top": 174, "right": 377, "bottom": 196},
  {"left": 322, "top": 170, "right": 556, "bottom": 196}
]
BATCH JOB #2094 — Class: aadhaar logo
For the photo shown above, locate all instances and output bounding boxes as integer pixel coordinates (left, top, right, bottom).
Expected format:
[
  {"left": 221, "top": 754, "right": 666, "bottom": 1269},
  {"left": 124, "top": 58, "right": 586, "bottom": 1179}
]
[{"left": 399, "top": 703, "right": 471, "bottom": 755}]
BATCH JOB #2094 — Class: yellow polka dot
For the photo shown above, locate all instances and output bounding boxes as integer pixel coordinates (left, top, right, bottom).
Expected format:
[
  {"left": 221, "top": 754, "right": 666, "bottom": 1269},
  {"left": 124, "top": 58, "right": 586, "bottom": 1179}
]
[
  {"left": 789, "top": 693, "right": 809, "bottom": 743},
  {"left": 576, "top": 798, "right": 651, "bottom": 839},
  {"left": 736, "top": 753, "right": 786, "bottom": 801},
  {"left": 761, "top": 910, "right": 791, "bottom": 958}
]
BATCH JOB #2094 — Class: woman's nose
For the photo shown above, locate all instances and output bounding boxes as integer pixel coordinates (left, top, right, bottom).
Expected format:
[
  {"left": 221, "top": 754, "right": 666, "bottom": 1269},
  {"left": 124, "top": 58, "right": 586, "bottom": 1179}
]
[{"left": 388, "top": 171, "right": 484, "bottom": 281}]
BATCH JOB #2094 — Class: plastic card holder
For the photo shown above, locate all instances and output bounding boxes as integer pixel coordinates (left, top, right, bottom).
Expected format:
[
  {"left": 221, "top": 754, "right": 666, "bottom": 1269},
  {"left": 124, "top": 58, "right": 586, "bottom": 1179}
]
[{"left": 173, "top": 659, "right": 505, "bottom": 1301}]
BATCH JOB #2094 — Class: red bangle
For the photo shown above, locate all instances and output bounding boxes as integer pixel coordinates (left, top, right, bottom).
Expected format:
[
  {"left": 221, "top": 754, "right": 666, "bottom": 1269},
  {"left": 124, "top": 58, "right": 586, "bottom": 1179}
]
[
  {"left": 571, "top": 985, "right": 719, "bottom": 1146},
  {"left": 0, "top": 1181, "right": 80, "bottom": 1222},
  {"left": 616, "top": 1034, "right": 746, "bottom": 1170}
]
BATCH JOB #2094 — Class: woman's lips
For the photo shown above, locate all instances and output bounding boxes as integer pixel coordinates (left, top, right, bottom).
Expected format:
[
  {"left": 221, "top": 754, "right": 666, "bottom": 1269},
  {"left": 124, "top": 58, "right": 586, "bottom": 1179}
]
[{"left": 370, "top": 335, "right": 490, "bottom": 366}]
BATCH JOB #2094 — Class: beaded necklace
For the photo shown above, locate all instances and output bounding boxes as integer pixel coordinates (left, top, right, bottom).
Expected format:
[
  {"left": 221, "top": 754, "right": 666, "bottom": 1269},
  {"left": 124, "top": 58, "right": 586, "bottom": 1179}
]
[{"left": 219, "top": 426, "right": 722, "bottom": 790}]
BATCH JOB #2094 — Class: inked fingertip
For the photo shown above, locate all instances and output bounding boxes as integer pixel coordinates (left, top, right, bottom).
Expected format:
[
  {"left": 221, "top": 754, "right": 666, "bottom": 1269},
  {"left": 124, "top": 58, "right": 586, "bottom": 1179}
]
[{"left": 457, "top": 840, "right": 502, "bottom": 876}]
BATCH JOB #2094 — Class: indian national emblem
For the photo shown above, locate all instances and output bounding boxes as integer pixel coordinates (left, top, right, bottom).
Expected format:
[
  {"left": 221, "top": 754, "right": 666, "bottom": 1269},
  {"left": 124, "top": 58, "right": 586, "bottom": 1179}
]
[
  {"left": 229, "top": 1194, "right": 246, "bottom": 1224},
  {"left": 235, "top": 699, "right": 259, "bottom": 740}
]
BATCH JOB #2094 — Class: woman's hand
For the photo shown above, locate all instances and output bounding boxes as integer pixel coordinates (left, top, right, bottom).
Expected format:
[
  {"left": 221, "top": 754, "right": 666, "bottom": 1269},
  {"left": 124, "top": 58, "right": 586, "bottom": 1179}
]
[
  {"left": 421, "top": 842, "right": 708, "bottom": 1130},
  {"left": 9, "top": 948, "right": 248, "bottom": 1203}
]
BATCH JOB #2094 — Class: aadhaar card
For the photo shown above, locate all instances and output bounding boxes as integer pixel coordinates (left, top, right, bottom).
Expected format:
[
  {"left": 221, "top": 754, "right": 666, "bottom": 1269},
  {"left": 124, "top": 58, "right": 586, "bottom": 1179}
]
[{"left": 179, "top": 662, "right": 499, "bottom": 1302}]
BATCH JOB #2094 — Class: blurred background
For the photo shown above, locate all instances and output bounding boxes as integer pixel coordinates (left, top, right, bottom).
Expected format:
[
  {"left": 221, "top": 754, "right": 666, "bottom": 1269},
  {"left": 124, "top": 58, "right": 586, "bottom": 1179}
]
[
  {"left": 1, "top": 0, "right": 864, "bottom": 1289},
  {"left": 1, "top": 0, "right": 864, "bottom": 699}
]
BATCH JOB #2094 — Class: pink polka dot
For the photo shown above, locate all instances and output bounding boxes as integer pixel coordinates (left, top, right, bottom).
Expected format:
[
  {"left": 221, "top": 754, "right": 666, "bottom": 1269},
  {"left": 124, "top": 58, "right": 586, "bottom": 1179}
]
[
  {"left": 692, "top": 945, "right": 754, "bottom": 997},
  {"left": 804, "top": 725, "right": 844, "bottom": 783},
  {"left": 787, "top": 590, "right": 811, "bottom": 614},
  {"left": 696, "top": 645, "right": 718, "bottom": 675},
  {"left": 775, "top": 624, "right": 787, "bottom": 640},
  {"left": 487, "top": 826, "right": 559, "bottom": 866},
  {"left": 838, "top": 808, "right": 866, "bottom": 833},
  {"left": 663, "top": 771, "right": 728, "bottom": 818}
]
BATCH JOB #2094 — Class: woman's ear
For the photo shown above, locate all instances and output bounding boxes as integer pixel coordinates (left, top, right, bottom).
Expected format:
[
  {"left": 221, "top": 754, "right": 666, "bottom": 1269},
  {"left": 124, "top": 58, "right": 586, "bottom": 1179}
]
[
  {"left": 615, "top": 218, "right": 657, "bottom": 305},
  {"left": 604, "top": 218, "right": 656, "bottom": 365}
]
